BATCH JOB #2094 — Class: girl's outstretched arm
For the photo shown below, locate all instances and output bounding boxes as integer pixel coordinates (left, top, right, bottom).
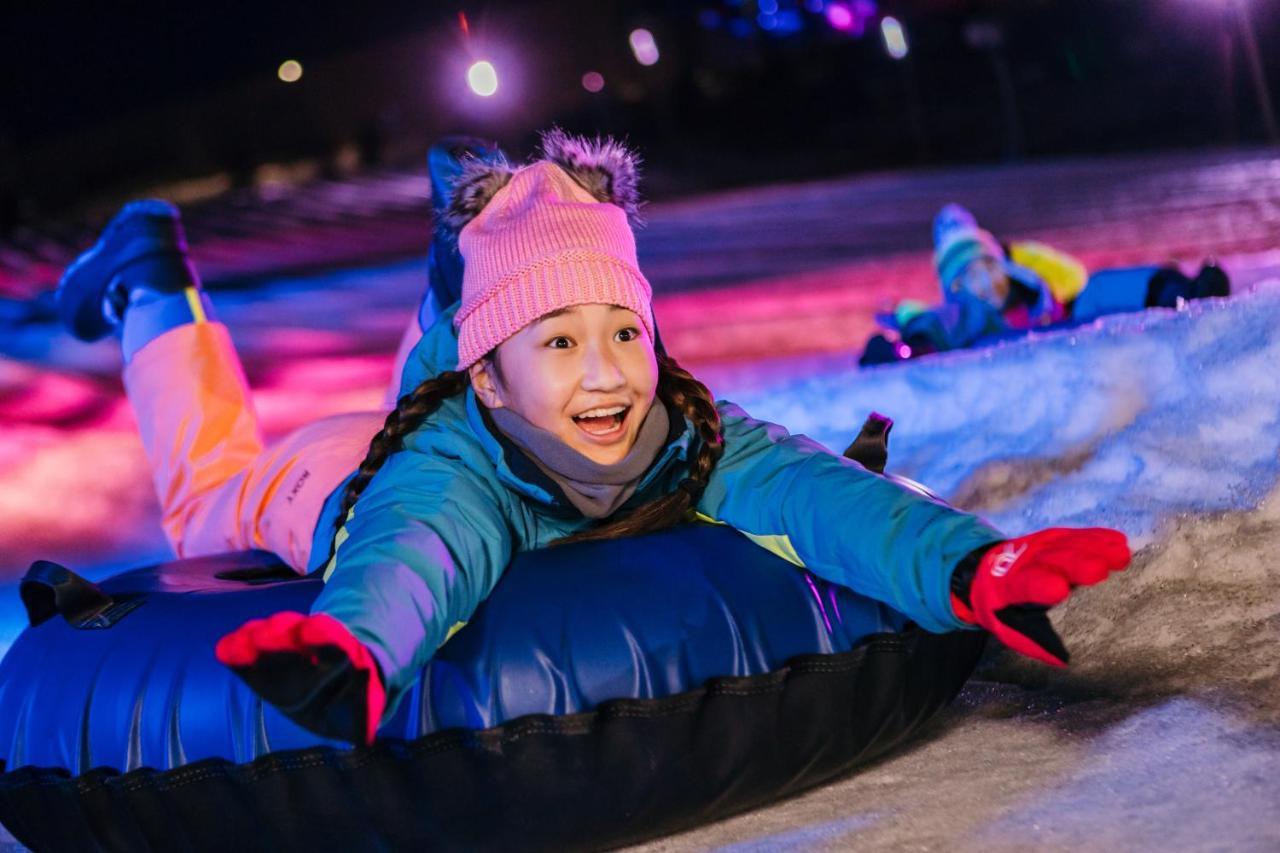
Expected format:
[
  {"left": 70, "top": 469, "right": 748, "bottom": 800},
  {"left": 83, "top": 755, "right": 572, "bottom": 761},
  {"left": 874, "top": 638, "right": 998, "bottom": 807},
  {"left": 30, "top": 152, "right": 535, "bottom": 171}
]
[
  {"left": 698, "top": 402, "right": 1005, "bottom": 633},
  {"left": 311, "top": 433, "right": 515, "bottom": 716}
]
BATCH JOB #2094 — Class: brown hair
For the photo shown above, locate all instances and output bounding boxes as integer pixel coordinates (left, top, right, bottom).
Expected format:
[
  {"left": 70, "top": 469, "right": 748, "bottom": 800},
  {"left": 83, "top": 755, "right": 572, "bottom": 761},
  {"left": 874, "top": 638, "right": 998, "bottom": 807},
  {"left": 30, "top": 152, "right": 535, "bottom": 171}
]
[{"left": 330, "top": 353, "right": 724, "bottom": 557}]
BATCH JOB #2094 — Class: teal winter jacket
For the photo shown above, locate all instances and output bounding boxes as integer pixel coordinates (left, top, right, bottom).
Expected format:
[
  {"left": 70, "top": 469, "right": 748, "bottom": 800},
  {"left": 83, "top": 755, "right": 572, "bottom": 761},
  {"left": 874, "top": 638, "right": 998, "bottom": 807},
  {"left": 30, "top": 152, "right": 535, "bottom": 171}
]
[{"left": 308, "top": 308, "right": 1004, "bottom": 714}]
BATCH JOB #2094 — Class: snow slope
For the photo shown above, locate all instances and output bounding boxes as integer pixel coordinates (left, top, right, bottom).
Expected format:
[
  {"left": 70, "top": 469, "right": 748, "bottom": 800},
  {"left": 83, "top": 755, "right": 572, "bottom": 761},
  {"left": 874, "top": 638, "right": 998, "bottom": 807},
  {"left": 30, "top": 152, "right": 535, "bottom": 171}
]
[
  {"left": 715, "top": 285, "right": 1280, "bottom": 543},
  {"left": 636, "top": 284, "right": 1280, "bottom": 851}
]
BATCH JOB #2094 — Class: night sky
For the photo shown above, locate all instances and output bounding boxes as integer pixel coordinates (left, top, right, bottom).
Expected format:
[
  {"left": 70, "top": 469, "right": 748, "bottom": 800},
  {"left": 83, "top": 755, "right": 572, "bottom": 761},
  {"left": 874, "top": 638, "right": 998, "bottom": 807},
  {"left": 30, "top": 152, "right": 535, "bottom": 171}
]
[{"left": 3, "top": 0, "right": 1278, "bottom": 213}]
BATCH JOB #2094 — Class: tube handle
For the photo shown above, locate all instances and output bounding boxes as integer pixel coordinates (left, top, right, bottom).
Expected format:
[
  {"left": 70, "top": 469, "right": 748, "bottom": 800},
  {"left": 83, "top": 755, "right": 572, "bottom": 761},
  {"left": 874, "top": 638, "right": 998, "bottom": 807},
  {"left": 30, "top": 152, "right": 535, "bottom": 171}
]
[{"left": 20, "top": 560, "right": 114, "bottom": 628}]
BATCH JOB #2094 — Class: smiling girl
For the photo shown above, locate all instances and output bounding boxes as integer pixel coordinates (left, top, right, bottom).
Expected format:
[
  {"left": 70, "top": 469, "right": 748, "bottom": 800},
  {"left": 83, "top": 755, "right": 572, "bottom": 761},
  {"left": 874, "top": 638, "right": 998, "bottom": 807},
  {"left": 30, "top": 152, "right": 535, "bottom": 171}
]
[{"left": 57, "top": 132, "right": 1130, "bottom": 746}]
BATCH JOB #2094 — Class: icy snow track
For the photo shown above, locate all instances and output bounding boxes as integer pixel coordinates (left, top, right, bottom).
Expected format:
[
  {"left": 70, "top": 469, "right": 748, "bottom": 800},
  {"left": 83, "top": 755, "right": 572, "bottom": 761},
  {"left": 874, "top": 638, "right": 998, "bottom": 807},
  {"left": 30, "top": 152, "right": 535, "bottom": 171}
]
[{"left": 643, "top": 284, "right": 1280, "bottom": 852}]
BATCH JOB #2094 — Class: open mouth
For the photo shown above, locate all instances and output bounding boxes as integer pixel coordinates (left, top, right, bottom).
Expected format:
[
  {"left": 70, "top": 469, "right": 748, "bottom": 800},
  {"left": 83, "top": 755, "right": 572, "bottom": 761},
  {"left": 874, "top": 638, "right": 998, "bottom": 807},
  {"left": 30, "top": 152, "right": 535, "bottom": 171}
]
[{"left": 572, "top": 405, "right": 630, "bottom": 439}]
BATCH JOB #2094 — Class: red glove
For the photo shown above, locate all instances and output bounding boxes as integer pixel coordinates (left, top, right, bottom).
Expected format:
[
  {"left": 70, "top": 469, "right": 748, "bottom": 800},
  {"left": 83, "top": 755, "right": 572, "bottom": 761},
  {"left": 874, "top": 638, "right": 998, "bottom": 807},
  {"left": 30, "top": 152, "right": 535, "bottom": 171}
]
[
  {"left": 950, "top": 528, "right": 1131, "bottom": 667},
  {"left": 215, "top": 612, "right": 386, "bottom": 745}
]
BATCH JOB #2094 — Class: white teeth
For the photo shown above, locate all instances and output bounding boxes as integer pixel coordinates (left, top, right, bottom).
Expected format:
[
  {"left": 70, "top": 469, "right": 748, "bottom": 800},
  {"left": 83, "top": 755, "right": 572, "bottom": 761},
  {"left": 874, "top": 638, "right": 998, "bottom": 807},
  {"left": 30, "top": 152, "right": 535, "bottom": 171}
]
[{"left": 575, "top": 405, "right": 626, "bottom": 419}]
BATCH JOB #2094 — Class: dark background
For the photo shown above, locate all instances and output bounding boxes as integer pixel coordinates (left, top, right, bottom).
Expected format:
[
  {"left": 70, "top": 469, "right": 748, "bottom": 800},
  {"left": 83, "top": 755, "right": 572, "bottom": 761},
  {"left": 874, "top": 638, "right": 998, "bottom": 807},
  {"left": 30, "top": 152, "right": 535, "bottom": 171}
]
[{"left": 2, "top": 0, "right": 1277, "bottom": 224}]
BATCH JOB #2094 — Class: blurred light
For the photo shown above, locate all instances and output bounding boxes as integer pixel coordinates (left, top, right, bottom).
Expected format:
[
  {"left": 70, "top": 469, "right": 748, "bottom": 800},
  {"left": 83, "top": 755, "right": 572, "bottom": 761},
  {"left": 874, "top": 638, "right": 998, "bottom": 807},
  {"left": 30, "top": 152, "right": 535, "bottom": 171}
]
[
  {"left": 963, "top": 21, "right": 1003, "bottom": 50},
  {"left": 467, "top": 60, "right": 498, "bottom": 96},
  {"left": 332, "top": 143, "right": 362, "bottom": 175},
  {"left": 759, "top": 0, "right": 779, "bottom": 13},
  {"left": 629, "top": 28, "right": 660, "bottom": 66},
  {"left": 728, "top": 17, "right": 754, "bottom": 37},
  {"left": 774, "top": 10, "right": 805, "bottom": 33},
  {"left": 698, "top": 9, "right": 723, "bottom": 29},
  {"left": 881, "top": 16, "right": 908, "bottom": 59},
  {"left": 758, "top": 12, "right": 778, "bottom": 30},
  {"left": 581, "top": 70, "right": 605, "bottom": 93},
  {"left": 825, "top": 3, "right": 855, "bottom": 31},
  {"left": 277, "top": 60, "right": 303, "bottom": 83},
  {"left": 805, "top": 0, "right": 825, "bottom": 12}
]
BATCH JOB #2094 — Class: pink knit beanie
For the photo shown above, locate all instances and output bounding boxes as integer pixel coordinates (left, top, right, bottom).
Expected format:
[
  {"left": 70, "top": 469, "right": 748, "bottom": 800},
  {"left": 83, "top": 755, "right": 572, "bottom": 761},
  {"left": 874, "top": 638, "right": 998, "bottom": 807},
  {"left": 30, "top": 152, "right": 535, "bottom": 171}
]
[{"left": 447, "top": 132, "right": 653, "bottom": 369}]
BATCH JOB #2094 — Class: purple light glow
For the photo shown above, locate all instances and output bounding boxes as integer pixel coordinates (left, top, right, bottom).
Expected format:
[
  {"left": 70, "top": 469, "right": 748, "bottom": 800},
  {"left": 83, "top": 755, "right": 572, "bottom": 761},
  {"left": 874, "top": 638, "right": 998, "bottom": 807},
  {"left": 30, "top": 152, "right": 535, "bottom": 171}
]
[
  {"left": 629, "top": 28, "right": 660, "bottom": 66},
  {"left": 467, "top": 60, "right": 498, "bottom": 97},
  {"left": 804, "top": 573, "right": 835, "bottom": 635},
  {"left": 825, "top": 1, "right": 876, "bottom": 36},
  {"left": 827, "top": 587, "right": 844, "bottom": 624},
  {"left": 825, "top": 2, "right": 855, "bottom": 31}
]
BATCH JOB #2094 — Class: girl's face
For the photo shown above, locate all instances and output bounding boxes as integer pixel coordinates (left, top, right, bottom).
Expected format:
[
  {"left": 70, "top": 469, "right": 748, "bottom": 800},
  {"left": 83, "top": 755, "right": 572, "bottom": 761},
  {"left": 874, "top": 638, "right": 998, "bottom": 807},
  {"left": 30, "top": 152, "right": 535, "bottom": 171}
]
[
  {"left": 951, "top": 256, "right": 1011, "bottom": 309},
  {"left": 469, "top": 303, "right": 659, "bottom": 465}
]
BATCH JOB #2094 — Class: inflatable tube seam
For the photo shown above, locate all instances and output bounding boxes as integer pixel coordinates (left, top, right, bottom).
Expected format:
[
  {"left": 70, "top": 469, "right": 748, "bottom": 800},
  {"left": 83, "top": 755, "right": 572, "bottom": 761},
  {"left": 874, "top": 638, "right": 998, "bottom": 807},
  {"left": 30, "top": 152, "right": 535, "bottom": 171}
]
[
  {"left": 0, "top": 629, "right": 984, "bottom": 853},
  {"left": 8, "top": 634, "right": 914, "bottom": 801},
  {"left": 93, "top": 635, "right": 902, "bottom": 793},
  {"left": 394, "top": 640, "right": 901, "bottom": 755}
]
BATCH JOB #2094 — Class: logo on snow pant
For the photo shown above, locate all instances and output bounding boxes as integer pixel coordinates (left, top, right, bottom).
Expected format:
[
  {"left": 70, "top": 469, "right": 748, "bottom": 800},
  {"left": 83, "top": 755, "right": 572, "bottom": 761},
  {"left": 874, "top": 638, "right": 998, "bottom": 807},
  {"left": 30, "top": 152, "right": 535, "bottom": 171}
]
[{"left": 285, "top": 469, "right": 312, "bottom": 505}]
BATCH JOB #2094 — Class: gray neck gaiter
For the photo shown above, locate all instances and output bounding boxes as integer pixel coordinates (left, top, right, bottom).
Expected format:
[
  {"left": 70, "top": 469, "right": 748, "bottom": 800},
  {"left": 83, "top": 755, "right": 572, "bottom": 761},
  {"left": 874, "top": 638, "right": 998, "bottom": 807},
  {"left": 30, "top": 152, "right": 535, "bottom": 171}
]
[{"left": 488, "top": 401, "right": 670, "bottom": 519}]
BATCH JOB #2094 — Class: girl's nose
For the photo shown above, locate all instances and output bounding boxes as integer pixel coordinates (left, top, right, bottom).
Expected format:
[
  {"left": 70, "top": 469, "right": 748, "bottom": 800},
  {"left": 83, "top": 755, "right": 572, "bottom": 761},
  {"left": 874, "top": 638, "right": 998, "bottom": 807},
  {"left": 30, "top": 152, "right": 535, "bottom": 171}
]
[{"left": 580, "top": 345, "right": 625, "bottom": 391}]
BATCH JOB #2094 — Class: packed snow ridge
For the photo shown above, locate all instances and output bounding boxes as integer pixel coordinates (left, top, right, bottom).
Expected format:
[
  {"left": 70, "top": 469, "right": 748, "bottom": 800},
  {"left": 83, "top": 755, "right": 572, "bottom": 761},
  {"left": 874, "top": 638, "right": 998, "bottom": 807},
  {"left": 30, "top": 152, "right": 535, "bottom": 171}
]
[{"left": 716, "top": 282, "right": 1280, "bottom": 544}]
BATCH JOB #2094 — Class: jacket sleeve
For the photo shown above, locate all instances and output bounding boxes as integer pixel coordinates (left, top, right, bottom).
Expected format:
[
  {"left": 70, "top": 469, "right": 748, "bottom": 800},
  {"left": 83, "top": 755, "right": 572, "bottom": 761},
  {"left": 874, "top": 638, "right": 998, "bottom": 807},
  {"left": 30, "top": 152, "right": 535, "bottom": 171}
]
[
  {"left": 698, "top": 403, "right": 1004, "bottom": 633},
  {"left": 310, "top": 441, "right": 513, "bottom": 713},
  {"left": 900, "top": 296, "right": 1005, "bottom": 352}
]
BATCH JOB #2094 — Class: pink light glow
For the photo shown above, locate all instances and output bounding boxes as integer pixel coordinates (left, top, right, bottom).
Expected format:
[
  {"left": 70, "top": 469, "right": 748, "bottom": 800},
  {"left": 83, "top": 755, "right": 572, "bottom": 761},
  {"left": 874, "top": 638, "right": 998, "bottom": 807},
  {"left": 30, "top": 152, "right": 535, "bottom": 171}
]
[
  {"left": 629, "top": 29, "right": 660, "bottom": 66},
  {"left": 825, "top": 2, "right": 855, "bottom": 31},
  {"left": 804, "top": 573, "right": 834, "bottom": 635},
  {"left": 827, "top": 587, "right": 843, "bottom": 624}
]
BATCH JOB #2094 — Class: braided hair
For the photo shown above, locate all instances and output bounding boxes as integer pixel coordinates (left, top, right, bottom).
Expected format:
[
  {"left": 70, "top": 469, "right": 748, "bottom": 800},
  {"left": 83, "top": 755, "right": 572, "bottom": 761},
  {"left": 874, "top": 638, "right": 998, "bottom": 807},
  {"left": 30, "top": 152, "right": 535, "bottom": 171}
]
[
  {"left": 328, "top": 369, "right": 469, "bottom": 561},
  {"left": 330, "top": 352, "right": 724, "bottom": 557}
]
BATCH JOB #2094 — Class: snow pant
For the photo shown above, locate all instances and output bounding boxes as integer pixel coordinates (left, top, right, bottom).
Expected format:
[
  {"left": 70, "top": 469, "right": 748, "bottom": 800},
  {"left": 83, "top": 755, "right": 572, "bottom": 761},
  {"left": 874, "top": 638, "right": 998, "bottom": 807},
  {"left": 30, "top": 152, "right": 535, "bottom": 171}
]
[
  {"left": 123, "top": 321, "right": 389, "bottom": 572},
  {"left": 1070, "top": 265, "right": 1163, "bottom": 323}
]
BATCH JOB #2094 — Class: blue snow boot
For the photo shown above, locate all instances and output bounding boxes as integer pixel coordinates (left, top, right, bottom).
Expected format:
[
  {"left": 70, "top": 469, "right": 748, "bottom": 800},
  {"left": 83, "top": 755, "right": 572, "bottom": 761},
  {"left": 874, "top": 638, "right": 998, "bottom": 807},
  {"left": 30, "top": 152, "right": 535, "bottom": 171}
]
[
  {"left": 423, "top": 136, "right": 505, "bottom": 321},
  {"left": 57, "top": 199, "right": 202, "bottom": 342}
]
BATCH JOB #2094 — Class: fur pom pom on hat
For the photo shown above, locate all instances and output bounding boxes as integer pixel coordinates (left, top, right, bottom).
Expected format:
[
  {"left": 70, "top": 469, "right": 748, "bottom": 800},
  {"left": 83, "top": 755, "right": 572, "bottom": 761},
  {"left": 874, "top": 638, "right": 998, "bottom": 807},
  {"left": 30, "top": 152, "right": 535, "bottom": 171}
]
[
  {"left": 933, "top": 203, "right": 1005, "bottom": 292},
  {"left": 442, "top": 130, "right": 644, "bottom": 232},
  {"left": 450, "top": 130, "right": 653, "bottom": 370}
]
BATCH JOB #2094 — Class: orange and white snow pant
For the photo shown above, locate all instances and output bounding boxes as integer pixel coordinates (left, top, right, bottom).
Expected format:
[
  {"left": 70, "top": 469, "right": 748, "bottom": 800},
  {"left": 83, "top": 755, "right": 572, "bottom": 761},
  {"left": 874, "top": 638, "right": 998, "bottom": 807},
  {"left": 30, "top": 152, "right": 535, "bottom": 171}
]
[{"left": 123, "top": 322, "right": 393, "bottom": 572}]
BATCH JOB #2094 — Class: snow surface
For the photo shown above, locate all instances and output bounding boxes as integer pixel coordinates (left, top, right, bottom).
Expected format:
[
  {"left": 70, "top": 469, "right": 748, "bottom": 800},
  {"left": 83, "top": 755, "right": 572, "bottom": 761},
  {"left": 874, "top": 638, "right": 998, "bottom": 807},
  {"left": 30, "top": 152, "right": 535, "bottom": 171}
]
[
  {"left": 634, "top": 284, "right": 1280, "bottom": 852},
  {"left": 709, "top": 286, "right": 1280, "bottom": 544},
  {"left": 2, "top": 150, "right": 1280, "bottom": 850}
]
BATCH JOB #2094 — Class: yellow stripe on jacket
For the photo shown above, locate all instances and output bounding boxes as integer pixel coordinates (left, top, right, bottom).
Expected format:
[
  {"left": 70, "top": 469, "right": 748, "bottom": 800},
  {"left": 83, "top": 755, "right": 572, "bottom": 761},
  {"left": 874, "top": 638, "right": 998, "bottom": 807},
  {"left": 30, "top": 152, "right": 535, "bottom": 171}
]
[
  {"left": 694, "top": 513, "right": 807, "bottom": 569},
  {"left": 1008, "top": 241, "right": 1088, "bottom": 304}
]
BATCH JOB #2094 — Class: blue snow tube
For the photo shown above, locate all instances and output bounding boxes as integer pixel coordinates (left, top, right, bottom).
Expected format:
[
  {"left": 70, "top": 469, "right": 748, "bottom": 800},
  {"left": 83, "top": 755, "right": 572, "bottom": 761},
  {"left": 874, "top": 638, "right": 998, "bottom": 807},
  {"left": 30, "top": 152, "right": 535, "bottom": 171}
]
[{"left": 0, "top": 524, "right": 984, "bottom": 852}]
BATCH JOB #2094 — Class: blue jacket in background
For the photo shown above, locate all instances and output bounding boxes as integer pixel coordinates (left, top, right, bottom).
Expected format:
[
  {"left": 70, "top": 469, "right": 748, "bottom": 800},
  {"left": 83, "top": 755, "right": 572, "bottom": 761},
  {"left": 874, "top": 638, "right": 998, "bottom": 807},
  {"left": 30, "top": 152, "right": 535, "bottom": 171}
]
[{"left": 878, "top": 257, "right": 1159, "bottom": 357}]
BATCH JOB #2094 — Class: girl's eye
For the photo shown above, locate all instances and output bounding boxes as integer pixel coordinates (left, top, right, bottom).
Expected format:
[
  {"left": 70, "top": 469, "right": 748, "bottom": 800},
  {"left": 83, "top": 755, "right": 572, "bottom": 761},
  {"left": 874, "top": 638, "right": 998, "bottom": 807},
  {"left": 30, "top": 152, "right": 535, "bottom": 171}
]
[
  {"left": 546, "top": 336, "right": 573, "bottom": 349},
  {"left": 615, "top": 327, "right": 640, "bottom": 342}
]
